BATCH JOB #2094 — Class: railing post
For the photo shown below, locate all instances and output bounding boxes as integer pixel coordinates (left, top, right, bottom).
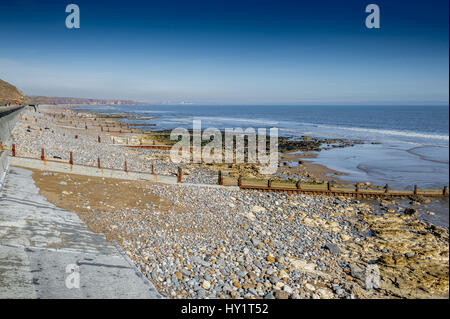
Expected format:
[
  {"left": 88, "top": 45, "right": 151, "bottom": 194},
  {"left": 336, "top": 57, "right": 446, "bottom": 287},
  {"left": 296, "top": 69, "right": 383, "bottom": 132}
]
[
  {"left": 124, "top": 160, "right": 128, "bottom": 172},
  {"left": 238, "top": 176, "right": 242, "bottom": 187},
  {"left": 413, "top": 185, "right": 418, "bottom": 195},
  {"left": 385, "top": 184, "right": 389, "bottom": 193},
  {"left": 41, "top": 148, "right": 45, "bottom": 161},
  {"left": 444, "top": 186, "right": 449, "bottom": 196},
  {"left": 69, "top": 152, "right": 73, "bottom": 165},
  {"left": 177, "top": 167, "right": 182, "bottom": 183},
  {"left": 97, "top": 157, "right": 101, "bottom": 169},
  {"left": 218, "top": 171, "right": 223, "bottom": 185},
  {"left": 12, "top": 144, "right": 16, "bottom": 157}
]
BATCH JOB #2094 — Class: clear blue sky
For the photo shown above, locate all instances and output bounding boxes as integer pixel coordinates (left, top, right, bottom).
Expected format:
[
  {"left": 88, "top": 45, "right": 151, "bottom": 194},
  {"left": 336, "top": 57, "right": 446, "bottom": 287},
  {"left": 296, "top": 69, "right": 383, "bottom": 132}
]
[{"left": 0, "top": 0, "right": 448, "bottom": 105}]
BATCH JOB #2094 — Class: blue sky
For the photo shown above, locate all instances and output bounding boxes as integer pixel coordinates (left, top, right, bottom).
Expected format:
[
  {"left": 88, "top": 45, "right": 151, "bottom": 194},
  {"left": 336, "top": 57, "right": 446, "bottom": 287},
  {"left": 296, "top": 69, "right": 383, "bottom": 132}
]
[{"left": 0, "top": 0, "right": 448, "bottom": 104}]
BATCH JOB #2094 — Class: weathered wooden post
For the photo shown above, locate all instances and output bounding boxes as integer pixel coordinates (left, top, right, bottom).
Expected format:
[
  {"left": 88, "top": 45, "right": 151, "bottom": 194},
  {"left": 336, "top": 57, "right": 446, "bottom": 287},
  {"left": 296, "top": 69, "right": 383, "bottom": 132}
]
[
  {"left": 12, "top": 144, "right": 16, "bottom": 157},
  {"left": 218, "top": 171, "right": 223, "bottom": 185},
  {"left": 151, "top": 164, "right": 155, "bottom": 174},
  {"left": 268, "top": 179, "right": 272, "bottom": 189},
  {"left": 41, "top": 148, "right": 45, "bottom": 161},
  {"left": 355, "top": 183, "right": 359, "bottom": 193},
  {"left": 177, "top": 167, "right": 182, "bottom": 183},
  {"left": 327, "top": 181, "right": 331, "bottom": 191},
  {"left": 69, "top": 152, "right": 73, "bottom": 165},
  {"left": 296, "top": 180, "right": 301, "bottom": 190},
  {"left": 97, "top": 157, "right": 101, "bottom": 169},
  {"left": 413, "top": 185, "right": 418, "bottom": 195},
  {"left": 385, "top": 184, "right": 389, "bottom": 193},
  {"left": 124, "top": 160, "right": 128, "bottom": 172},
  {"left": 238, "top": 176, "right": 242, "bottom": 187},
  {"left": 98, "top": 136, "right": 101, "bottom": 143},
  {"left": 444, "top": 186, "right": 449, "bottom": 196}
]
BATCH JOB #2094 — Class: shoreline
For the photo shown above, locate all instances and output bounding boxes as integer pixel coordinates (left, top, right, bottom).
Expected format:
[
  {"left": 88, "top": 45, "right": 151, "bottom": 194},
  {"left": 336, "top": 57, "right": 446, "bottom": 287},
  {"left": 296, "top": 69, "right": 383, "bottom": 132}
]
[
  {"left": 73, "top": 106, "right": 367, "bottom": 185},
  {"left": 6, "top": 105, "right": 449, "bottom": 299}
]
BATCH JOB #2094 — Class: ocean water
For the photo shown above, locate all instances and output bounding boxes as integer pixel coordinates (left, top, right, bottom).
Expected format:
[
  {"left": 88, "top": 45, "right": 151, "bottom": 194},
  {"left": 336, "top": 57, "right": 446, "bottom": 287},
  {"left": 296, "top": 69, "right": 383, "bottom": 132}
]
[{"left": 78, "top": 105, "right": 449, "bottom": 190}]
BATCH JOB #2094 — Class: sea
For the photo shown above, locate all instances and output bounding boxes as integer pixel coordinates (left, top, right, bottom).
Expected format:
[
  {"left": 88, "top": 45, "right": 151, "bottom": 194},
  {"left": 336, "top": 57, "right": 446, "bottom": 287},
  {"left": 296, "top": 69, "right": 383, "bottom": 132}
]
[{"left": 77, "top": 104, "right": 449, "bottom": 190}]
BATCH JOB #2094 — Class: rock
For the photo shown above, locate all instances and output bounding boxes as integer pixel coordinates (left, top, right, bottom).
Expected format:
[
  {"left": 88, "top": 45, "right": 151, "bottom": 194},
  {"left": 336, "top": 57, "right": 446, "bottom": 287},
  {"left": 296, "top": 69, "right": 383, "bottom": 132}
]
[
  {"left": 305, "top": 283, "right": 315, "bottom": 291},
  {"left": 175, "top": 272, "right": 183, "bottom": 280},
  {"left": 266, "top": 255, "right": 276, "bottom": 263},
  {"left": 252, "top": 205, "right": 266, "bottom": 213},
  {"left": 316, "top": 288, "right": 334, "bottom": 299},
  {"left": 191, "top": 256, "right": 211, "bottom": 267},
  {"left": 323, "top": 243, "right": 340, "bottom": 255},
  {"left": 349, "top": 264, "right": 364, "bottom": 281},
  {"left": 404, "top": 208, "right": 418, "bottom": 217},
  {"left": 197, "top": 288, "right": 206, "bottom": 298},
  {"left": 202, "top": 280, "right": 211, "bottom": 290},
  {"left": 283, "top": 285, "right": 294, "bottom": 294},
  {"left": 232, "top": 280, "right": 242, "bottom": 289},
  {"left": 275, "top": 290, "right": 290, "bottom": 299},
  {"left": 236, "top": 270, "right": 248, "bottom": 277},
  {"left": 264, "top": 292, "right": 275, "bottom": 299}
]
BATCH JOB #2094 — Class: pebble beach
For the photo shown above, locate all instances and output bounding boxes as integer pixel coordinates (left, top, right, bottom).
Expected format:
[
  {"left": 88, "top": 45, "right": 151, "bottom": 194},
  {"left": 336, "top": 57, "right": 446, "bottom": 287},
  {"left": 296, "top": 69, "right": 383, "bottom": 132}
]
[{"left": 7, "top": 105, "right": 449, "bottom": 299}]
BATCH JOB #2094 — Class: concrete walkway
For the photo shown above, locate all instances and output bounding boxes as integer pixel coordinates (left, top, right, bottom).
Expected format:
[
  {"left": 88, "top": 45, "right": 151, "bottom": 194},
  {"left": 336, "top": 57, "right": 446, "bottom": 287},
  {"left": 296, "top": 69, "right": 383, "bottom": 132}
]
[{"left": 0, "top": 167, "right": 162, "bottom": 299}]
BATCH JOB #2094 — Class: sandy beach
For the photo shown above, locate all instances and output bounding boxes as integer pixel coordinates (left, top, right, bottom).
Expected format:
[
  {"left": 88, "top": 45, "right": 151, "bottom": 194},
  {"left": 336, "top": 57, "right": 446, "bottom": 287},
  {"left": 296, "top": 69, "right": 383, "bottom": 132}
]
[{"left": 5, "top": 105, "right": 449, "bottom": 299}]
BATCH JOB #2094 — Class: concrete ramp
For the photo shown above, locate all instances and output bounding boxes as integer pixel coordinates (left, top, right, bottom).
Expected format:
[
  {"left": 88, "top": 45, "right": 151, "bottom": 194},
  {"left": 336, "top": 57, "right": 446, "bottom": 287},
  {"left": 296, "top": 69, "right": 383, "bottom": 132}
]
[{"left": 0, "top": 167, "right": 162, "bottom": 299}]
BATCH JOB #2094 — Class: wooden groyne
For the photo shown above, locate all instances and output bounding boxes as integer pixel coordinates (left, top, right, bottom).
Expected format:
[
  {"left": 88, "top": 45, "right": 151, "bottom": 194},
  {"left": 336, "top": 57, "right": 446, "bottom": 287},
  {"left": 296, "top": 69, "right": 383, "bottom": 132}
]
[{"left": 219, "top": 173, "right": 449, "bottom": 199}]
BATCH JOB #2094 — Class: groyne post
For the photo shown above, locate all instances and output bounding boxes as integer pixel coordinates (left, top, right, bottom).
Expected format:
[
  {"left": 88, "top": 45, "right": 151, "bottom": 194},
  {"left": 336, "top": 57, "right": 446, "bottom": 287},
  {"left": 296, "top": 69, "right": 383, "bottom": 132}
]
[{"left": 218, "top": 171, "right": 223, "bottom": 185}]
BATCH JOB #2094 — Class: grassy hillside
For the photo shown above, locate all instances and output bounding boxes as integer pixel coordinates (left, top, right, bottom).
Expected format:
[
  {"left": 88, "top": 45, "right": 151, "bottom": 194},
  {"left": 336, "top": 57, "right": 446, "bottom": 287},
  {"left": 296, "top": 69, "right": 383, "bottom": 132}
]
[{"left": 0, "top": 79, "right": 26, "bottom": 105}]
